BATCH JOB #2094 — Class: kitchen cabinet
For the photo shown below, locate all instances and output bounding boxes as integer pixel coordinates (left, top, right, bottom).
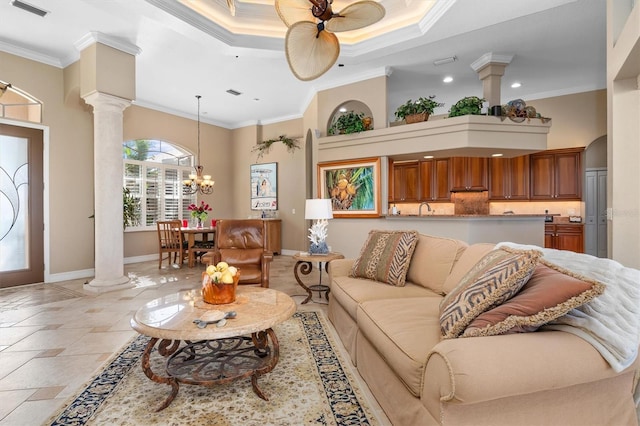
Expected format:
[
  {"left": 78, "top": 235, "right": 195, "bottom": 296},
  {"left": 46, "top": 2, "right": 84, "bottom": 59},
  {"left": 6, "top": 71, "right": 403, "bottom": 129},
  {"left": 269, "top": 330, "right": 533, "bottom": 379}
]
[
  {"left": 544, "top": 223, "right": 584, "bottom": 253},
  {"left": 449, "top": 157, "right": 488, "bottom": 192},
  {"left": 389, "top": 161, "right": 419, "bottom": 202},
  {"left": 530, "top": 148, "right": 582, "bottom": 200},
  {"left": 419, "top": 158, "right": 450, "bottom": 201},
  {"left": 262, "top": 219, "right": 281, "bottom": 255},
  {"left": 488, "top": 155, "right": 530, "bottom": 200}
]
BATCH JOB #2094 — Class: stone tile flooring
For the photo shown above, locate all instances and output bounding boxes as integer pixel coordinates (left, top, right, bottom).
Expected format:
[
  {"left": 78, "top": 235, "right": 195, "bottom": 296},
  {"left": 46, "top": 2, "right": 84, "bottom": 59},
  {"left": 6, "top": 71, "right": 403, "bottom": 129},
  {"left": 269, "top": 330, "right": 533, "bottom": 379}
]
[{"left": 0, "top": 255, "right": 328, "bottom": 425}]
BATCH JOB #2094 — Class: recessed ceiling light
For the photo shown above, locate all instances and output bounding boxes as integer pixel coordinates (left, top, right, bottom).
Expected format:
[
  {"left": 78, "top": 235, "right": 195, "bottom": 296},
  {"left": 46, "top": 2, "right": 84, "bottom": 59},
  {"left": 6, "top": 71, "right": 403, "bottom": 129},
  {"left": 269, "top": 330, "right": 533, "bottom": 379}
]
[
  {"left": 423, "top": 155, "right": 434, "bottom": 159},
  {"left": 492, "top": 153, "right": 503, "bottom": 157},
  {"left": 443, "top": 76, "right": 453, "bottom": 83},
  {"left": 511, "top": 82, "right": 522, "bottom": 88}
]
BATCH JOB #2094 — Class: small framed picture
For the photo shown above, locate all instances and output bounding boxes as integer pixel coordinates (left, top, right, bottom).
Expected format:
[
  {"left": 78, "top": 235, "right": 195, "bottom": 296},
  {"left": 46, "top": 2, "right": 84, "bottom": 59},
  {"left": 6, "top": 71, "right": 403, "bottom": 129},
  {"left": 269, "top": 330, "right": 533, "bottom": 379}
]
[{"left": 250, "top": 162, "right": 278, "bottom": 210}]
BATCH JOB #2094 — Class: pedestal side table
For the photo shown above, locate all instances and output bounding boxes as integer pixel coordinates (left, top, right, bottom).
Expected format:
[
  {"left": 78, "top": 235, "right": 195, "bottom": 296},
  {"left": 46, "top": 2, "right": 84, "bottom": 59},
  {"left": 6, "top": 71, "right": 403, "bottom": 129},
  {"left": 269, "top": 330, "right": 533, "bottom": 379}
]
[{"left": 292, "top": 252, "right": 344, "bottom": 304}]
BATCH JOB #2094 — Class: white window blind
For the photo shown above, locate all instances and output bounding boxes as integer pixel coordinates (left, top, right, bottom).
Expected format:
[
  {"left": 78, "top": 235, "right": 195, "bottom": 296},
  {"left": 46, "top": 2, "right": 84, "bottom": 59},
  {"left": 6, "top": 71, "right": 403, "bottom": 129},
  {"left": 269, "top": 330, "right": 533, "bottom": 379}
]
[{"left": 123, "top": 140, "right": 197, "bottom": 230}]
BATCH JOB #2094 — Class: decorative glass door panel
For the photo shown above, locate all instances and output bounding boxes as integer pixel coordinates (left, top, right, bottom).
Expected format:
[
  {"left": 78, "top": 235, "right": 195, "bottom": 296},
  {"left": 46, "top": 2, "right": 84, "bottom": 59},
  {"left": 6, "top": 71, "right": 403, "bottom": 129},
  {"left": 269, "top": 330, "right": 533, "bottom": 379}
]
[{"left": 0, "top": 124, "right": 43, "bottom": 287}]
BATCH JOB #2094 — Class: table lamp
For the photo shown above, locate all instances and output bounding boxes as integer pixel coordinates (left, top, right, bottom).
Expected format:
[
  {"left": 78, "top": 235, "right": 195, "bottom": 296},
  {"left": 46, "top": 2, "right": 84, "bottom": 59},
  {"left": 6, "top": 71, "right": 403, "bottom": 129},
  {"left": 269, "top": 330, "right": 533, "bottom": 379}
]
[{"left": 305, "top": 199, "right": 333, "bottom": 254}]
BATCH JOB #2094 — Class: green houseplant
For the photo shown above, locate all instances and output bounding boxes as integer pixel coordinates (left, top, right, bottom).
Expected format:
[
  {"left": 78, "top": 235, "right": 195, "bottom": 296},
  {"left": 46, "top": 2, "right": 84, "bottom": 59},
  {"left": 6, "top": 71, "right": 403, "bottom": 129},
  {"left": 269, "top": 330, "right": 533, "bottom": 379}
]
[
  {"left": 394, "top": 96, "right": 440, "bottom": 123},
  {"left": 448, "top": 96, "right": 486, "bottom": 117},
  {"left": 123, "top": 187, "right": 139, "bottom": 229},
  {"left": 252, "top": 135, "right": 300, "bottom": 160},
  {"left": 328, "top": 111, "right": 369, "bottom": 135}
]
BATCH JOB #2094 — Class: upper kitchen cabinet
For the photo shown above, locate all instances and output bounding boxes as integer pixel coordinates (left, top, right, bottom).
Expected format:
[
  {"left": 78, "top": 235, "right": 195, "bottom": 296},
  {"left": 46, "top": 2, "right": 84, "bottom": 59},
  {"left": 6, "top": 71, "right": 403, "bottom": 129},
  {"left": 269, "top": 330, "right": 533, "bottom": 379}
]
[
  {"left": 488, "top": 155, "right": 530, "bottom": 200},
  {"left": 530, "top": 148, "right": 583, "bottom": 200},
  {"left": 449, "top": 157, "right": 488, "bottom": 192},
  {"left": 389, "top": 160, "right": 419, "bottom": 202},
  {"left": 419, "top": 158, "right": 450, "bottom": 202}
]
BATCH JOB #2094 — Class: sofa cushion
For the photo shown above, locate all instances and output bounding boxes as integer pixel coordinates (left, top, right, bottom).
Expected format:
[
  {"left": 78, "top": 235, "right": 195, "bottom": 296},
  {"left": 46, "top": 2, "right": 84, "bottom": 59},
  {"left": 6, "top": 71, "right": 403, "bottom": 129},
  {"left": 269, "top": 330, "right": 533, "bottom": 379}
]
[
  {"left": 439, "top": 248, "right": 541, "bottom": 339},
  {"left": 332, "top": 276, "right": 440, "bottom": 320},
  {"left": 350, "top": 230, "right": 419, "bottom": 286},
  {"left": 441, "top": 243, "right": 495, "bottom": 294},
  {"left": 406, "top": 234, "right": 468, "bottom": 294},
  {"left": 462, "top": 260, "right": 606, "bottom": 337},
  {"left": 357, "top": 297, "right": 443, "bottom": 397}
]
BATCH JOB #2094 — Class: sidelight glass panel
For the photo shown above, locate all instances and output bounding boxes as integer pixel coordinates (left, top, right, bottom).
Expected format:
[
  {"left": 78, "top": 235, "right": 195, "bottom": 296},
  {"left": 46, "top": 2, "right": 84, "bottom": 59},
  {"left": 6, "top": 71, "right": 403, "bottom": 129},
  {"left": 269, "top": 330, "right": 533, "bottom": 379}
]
[{"left": 0, "top": 135, "right": 29, "bottom": 271}]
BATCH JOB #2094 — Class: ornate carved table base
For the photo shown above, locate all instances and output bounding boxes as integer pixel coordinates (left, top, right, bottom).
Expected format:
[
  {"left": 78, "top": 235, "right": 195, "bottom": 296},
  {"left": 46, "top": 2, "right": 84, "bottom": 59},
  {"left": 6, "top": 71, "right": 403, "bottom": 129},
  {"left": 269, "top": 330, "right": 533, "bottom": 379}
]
[
  {"left": 141, "top": 329, "right": 278, "bottom": 411},
  {"left": 293, "top": 252, "right": 344, "bottom": 304}
]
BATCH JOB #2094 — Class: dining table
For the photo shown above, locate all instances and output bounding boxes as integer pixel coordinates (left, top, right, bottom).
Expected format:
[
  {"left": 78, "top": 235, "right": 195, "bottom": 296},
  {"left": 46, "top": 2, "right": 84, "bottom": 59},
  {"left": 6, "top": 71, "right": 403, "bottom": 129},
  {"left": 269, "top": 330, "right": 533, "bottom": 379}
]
[{"left": 181, "top": 227, "right": 216, "bottom": 267}]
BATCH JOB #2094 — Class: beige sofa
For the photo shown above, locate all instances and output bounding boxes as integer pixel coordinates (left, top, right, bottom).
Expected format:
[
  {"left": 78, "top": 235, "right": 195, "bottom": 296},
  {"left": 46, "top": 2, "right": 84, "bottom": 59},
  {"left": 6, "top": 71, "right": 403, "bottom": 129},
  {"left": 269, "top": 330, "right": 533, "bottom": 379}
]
[{"left": 328, "top": 234, "right": 640, "bottom": 425}]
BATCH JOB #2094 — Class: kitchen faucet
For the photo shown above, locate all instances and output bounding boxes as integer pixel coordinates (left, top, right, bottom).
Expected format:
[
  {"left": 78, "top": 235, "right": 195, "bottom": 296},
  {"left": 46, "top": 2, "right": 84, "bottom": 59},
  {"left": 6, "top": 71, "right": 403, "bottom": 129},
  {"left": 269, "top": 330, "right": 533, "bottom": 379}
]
[{"left": 419, "top": 202, "right": 431, "bottom": 216}]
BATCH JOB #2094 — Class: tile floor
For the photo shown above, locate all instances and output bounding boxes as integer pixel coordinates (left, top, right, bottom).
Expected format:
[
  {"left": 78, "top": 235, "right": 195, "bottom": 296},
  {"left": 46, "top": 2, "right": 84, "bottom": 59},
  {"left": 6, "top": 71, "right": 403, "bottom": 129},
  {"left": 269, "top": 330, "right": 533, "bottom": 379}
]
[{"left": 0, "top": 255, "right": 327, "bottom": 425}]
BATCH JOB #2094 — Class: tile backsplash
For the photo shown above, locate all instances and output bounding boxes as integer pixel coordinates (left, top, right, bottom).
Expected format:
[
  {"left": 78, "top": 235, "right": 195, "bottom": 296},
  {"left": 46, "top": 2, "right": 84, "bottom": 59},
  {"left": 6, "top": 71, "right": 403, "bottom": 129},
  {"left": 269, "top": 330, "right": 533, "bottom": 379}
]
[{"left": 389, "top": 200, "right": 583, "bottom": 216}]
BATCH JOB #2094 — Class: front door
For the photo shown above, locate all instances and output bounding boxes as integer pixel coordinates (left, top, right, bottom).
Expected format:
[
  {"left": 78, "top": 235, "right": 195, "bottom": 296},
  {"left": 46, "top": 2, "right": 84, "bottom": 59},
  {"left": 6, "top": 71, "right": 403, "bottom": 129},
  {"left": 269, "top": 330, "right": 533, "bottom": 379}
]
[{"left": 0, "top": 123, "right": 44, "bottom": 287}]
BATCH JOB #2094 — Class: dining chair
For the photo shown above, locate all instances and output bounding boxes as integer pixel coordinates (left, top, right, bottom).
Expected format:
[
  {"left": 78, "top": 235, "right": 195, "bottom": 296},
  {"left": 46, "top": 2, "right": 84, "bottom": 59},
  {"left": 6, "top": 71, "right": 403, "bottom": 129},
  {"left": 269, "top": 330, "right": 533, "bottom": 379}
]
[
  {"left": 208, "top": 219, "right": 273, "bottom": 288},
  {"left": 156, "top": 220, "right": 187, "bottom": 268}
]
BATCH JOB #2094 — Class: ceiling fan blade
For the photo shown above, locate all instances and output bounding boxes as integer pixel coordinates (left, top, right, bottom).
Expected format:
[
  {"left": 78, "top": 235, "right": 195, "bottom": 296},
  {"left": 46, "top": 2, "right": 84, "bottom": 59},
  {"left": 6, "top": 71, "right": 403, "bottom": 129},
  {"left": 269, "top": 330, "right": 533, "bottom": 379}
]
[
  {"left": 275, "top": 0, "right": 315, "bottom": 27},
  {"left": 285, "top": 21, "right": 340, "bottom": 81},
  {"left": 325, "top": 1, "right": 385, "bottom": 33}
]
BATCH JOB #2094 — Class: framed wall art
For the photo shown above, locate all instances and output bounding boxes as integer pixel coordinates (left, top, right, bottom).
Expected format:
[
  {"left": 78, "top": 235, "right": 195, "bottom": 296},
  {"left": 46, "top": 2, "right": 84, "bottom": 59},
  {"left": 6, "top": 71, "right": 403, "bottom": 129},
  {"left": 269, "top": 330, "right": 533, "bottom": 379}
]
[
  {"left": 317, "top": 157, "right": 381, "bottom": 218},
  {"left": 250, "top": 162, "right": 278, "bottom": 210}
]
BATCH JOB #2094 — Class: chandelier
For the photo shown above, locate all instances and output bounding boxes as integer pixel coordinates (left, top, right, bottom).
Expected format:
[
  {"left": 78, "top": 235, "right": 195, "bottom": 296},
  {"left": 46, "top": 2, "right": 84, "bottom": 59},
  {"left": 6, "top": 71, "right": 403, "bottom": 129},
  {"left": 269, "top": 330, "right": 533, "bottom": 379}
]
[{"left": 183, "top": 95, "right": 214, "bottom": 195}]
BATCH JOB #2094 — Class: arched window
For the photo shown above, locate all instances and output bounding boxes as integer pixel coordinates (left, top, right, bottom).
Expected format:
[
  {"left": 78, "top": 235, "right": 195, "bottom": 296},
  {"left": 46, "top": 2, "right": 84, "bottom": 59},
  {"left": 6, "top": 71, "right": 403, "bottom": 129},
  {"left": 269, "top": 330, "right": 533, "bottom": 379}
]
[
  {"left": 123, "top": 139, "right": 196, "bottom": 229},
  {"left": 0, "top": 81, "right": 42, "bottom": 123}
]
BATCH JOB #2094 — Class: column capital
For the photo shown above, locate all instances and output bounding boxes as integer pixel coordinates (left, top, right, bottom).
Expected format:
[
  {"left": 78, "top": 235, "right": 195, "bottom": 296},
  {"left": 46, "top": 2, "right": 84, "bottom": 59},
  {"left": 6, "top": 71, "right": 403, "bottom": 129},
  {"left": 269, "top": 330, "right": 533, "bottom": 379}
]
[
  {"left": 470, "top": 53, "right": 514, "bottom": 73},
  {"left": 83, "top": 91, "right": 131, "bottom": 112}
]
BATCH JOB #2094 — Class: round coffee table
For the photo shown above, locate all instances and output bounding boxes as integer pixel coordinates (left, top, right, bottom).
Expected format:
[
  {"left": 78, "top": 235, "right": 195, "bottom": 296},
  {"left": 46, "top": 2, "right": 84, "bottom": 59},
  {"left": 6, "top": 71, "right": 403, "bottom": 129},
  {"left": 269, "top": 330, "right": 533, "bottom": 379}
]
[{"left": 130, "top": 286, "right": 296, "bottom": 411}]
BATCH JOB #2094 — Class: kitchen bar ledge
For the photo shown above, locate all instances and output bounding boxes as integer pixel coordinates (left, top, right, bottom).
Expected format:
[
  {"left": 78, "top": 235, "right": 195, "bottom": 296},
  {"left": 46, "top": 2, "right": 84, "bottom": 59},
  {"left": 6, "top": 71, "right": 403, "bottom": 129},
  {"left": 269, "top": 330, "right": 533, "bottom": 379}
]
[
  {"left": 317, "top": 115, "right": 551, "bottom": 162},
  {"left": 386, "top": 214, "right": 547, "bottom": 219},
  {"left": 327, "top": 214, "right": 545, "bottom": 258}
]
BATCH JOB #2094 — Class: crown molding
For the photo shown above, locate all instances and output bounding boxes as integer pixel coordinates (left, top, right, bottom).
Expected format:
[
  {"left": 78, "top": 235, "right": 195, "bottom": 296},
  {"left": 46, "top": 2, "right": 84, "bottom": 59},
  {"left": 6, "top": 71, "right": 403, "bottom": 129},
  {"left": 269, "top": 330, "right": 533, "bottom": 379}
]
[
  {"left": 470, "top": 53, "right": 515, "bottom": 72},
  {"left": 74, "top": 32, "right": 142, "bottom": 56},
  {"left": 0, "top": 39, "right": 62, "bottom": 68}
]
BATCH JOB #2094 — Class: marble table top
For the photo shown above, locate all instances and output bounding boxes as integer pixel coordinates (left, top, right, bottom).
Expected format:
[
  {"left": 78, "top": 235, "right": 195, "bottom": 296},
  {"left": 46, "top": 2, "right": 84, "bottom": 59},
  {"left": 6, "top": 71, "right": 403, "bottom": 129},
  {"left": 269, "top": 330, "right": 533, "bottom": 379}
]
[{"left": 131, "top": 287, "right": 296, "bottom": 341}]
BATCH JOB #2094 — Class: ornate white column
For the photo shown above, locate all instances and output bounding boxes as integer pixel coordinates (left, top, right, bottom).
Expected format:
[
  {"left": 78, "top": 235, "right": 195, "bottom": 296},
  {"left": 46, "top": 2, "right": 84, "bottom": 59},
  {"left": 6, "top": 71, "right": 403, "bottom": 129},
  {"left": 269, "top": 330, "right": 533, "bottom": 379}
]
[{"left": 83, "top": 92, "right": 132, "bottom": 292}]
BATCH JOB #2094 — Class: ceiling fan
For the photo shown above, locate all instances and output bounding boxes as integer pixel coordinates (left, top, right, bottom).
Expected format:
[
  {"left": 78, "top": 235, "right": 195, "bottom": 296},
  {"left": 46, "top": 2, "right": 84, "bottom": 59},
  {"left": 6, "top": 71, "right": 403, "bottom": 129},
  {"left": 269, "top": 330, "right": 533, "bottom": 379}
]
[{"left": 275, "top": 0, "right": 385, "bottom": 81}]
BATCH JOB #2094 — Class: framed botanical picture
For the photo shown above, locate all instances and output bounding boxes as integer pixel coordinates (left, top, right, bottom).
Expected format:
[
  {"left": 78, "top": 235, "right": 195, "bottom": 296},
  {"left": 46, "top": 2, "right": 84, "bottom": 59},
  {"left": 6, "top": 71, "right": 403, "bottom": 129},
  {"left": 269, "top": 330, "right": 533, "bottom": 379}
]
[
  {"left": 317, "top": 157, "right": 381, "bottom": 218},
  {"left": 250, "top": 162, "right": 278, "bottom": 210}
]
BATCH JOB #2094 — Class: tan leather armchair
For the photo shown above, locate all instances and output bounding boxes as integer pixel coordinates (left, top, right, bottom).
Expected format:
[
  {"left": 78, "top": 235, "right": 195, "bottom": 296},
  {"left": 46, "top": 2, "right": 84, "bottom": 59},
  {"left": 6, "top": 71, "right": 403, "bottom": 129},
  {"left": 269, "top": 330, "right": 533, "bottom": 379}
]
[{"left": 210, "top": 219, "right": 273, "bottom": 288}]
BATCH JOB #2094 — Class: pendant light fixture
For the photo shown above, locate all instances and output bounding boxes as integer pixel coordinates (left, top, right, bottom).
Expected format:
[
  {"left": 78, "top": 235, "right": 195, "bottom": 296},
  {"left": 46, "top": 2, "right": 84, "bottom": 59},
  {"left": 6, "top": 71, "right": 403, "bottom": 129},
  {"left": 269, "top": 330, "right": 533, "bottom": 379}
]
[{"left": 183, "top": 95, "right": 214, "bottom": 195}]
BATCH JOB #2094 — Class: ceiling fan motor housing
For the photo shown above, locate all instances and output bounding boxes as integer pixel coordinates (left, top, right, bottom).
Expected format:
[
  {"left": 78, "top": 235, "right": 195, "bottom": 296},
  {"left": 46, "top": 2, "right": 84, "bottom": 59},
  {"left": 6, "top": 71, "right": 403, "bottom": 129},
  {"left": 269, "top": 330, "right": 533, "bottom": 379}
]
[{"left": 310, "top": 0, "right": 333, "bottom": 21}]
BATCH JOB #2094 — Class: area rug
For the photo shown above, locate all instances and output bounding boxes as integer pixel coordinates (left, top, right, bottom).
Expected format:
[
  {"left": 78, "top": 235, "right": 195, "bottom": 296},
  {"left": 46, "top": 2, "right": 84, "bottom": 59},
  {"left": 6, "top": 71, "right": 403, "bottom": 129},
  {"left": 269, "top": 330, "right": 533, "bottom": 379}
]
[{"left": 48, "top": 311, "right": 386, "bottom": 425}]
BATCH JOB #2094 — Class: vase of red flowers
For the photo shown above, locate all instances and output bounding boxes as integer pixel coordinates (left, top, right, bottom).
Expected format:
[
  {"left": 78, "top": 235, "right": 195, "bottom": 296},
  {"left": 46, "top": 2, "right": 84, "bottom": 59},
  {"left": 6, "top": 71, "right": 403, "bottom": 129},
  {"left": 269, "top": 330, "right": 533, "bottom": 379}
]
[{"left": 188, "top": 201, "right": 212, "bottom": 228}]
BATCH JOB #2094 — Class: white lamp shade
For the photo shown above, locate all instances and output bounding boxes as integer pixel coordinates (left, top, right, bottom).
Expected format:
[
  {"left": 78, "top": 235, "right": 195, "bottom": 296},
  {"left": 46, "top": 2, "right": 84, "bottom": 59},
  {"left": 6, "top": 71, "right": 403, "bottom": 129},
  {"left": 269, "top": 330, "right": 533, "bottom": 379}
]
[{"left": 305, "top": 199, "right": 333, "bottom": 220}]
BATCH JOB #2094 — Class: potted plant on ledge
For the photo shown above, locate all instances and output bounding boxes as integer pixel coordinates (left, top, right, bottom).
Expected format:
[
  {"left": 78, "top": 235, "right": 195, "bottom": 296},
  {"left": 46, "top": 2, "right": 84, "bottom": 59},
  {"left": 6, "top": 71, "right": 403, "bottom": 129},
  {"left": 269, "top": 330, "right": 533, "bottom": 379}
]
[
  {"left": 394, "top": 96, "right": 440, "bottom": 124},
  {"left": 448, "top": 96, "right": 486, "bottom": 117},
  {"left": 328, "top": 111, "right": 372, "bottom": 135}
]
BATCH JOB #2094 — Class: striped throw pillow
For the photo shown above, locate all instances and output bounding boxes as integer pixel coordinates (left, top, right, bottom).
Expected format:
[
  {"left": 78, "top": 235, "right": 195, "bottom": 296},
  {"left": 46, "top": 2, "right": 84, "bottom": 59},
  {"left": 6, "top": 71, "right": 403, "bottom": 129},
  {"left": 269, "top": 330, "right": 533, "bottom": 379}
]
[
  {"left": 350, "top": 230, "right": 419, "bottom": 287},
  {"left": 439, "top": 248, "right": 541, "bottom": 339},
  {"left": 461, "top": 260, "right": 605, "bottom": 337}
]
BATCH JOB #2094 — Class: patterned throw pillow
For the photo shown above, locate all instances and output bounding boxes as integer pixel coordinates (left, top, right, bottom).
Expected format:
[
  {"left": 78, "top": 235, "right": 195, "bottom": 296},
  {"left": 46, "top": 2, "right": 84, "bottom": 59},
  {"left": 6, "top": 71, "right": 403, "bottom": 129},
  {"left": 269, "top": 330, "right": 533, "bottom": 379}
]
[
  {"left": 350, "top": 230, "right": 419, "bottom": 287},
  {"left": 439, "top": 248, "right": 541, "bottom": 339},
  {"left": 461, "top": 260, "right": 606, "bottom": 337}
]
